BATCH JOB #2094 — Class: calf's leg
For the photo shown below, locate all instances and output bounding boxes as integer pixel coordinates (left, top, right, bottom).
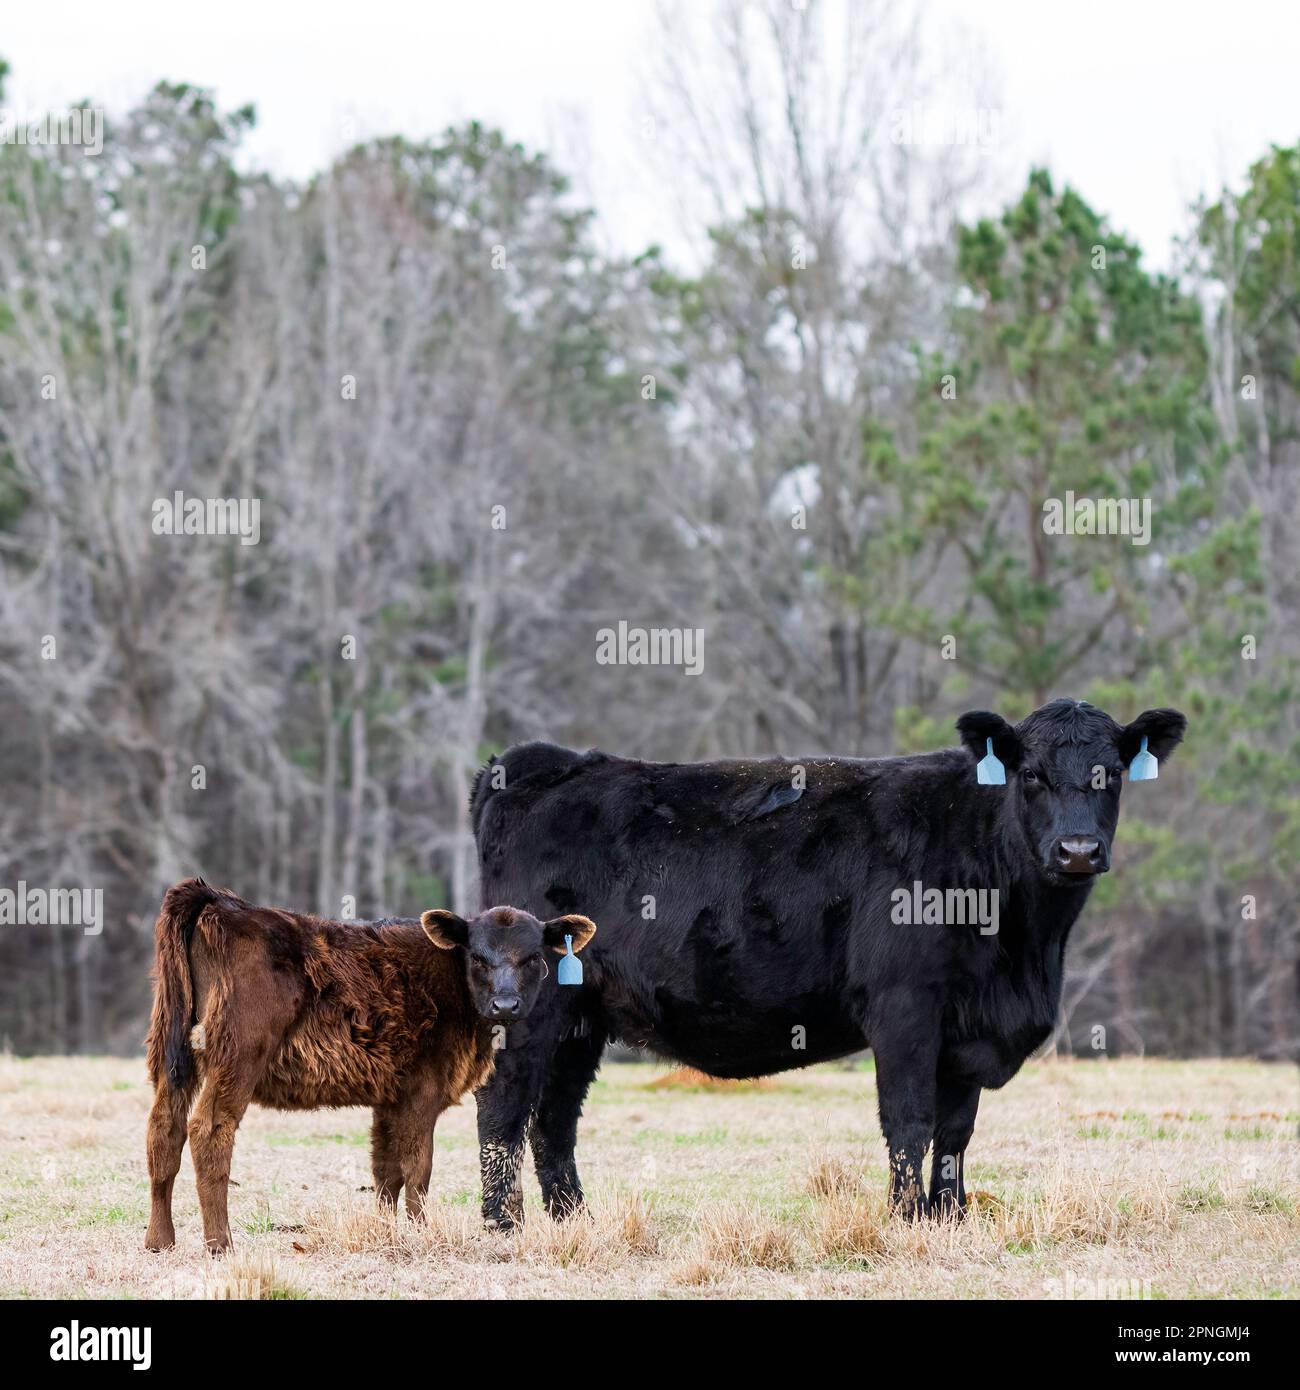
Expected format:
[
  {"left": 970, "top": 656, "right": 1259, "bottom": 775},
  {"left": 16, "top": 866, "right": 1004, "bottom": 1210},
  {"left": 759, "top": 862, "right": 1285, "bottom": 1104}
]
[
  {"left": 393, "top": 1084, "right": 442, "bottom": 1220},
  {"left": 530, "top": 1024, "right": 605, "bottom": 1220},
  {"left": 476, "top": 1040, "right": 548, "bottom": 1231},
  {"left": 188, "top": 1068, "right": 256, "bottom": 1253},
  {"left": 928, "top": 1080, "right": 980, "bottom": 1218},
  {"left": 370, "top": 1106, "right": 404, "bottom": 1208},
  {"left": 145, "top": 1078, "right": 194, "bottom": 1251}
]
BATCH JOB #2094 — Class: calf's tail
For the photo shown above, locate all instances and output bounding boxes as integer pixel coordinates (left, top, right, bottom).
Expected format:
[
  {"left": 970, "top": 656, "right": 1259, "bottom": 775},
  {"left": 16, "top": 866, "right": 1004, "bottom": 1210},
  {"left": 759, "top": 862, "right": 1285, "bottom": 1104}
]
[{"left": 146, "top": 877, "right": 220, "bottom": 1093}]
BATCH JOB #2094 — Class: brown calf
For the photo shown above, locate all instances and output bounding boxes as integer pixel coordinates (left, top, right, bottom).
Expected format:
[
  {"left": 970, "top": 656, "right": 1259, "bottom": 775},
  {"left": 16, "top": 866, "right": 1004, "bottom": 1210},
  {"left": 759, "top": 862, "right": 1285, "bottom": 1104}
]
[{"left": 144, "top": 878, "right": 594, "bottom": 1252}]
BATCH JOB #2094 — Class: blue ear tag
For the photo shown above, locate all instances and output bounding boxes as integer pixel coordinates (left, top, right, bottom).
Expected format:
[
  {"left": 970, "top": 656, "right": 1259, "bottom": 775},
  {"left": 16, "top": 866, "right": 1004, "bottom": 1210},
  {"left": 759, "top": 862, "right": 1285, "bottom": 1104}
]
[
  {"left": 557, "top": 934, "right": 583, "bottom": 986},
  {"left": 976, "top": 736, "right": 1006, "bottom": 786},
  {"left": 1128, "top": 735, "right": 1158, "bottom": 782}
]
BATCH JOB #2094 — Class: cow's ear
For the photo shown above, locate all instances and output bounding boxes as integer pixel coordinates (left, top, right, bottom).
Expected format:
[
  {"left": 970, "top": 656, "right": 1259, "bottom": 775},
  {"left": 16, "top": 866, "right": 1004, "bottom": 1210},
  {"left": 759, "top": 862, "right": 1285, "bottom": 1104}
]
[
  {"left": 1119, "top": 709, "right": 1187, "bottom": 767},
  {"left": 956, "top": 710, "right": 1022, "bottom": 772},
  {"left": 421, "top": 909, "right": 469, "bottom": 950},
  {"left": 542, "top": 914, "right": 597, "bottom": 955}
]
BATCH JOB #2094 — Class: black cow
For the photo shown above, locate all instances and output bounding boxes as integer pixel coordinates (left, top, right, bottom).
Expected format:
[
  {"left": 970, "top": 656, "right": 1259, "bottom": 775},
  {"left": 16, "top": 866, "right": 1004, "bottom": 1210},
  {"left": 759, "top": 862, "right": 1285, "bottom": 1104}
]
[{"left": 471, "top": 698, "right": 1186, "bottom": 1224}]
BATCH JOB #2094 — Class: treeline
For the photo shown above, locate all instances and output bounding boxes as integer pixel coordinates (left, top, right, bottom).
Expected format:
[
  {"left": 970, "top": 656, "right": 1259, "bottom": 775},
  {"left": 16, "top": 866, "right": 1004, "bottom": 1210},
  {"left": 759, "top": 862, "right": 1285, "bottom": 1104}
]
[{"left": 0, "top": 3, "right": 1295, "bottom": 1059}]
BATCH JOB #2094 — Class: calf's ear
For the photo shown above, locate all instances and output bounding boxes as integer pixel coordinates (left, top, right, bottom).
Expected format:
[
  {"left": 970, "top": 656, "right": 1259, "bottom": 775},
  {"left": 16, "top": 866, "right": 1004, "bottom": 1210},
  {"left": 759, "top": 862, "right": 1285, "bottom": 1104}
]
[
  {"left": 543, "top": 914, "right": 597, "bottom": 955},
  {"left": 956, "top": 710, "right": 1022, "bottom": 772},
  {"left": 421, "top": 909, "right": 469, "bottom": 950},
  {"left": 1119, "top": 709, "right": 1187, "bottom": 767}
]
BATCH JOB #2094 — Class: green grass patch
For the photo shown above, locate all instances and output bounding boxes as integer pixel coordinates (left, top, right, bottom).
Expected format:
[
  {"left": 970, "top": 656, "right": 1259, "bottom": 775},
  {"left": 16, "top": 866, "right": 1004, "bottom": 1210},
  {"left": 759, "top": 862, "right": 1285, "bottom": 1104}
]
[
  {"left": 80, "top": 1204, "right": 142, "bottom": 1228},
  {"left": 264, "top": 1132, "right": 368, "bottom": 1149},
  {"left": 1178, "top": 1182, "right": 1227, "bottom": 1212},
  {"left": 1243, "top": 1184, "right": 1293, "bottom": 1215}
]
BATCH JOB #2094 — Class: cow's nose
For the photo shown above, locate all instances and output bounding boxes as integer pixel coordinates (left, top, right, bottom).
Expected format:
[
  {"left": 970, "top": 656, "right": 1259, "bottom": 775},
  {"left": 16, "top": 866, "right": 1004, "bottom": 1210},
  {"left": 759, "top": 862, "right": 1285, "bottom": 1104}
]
[
  {"left": 490, "top": 995, "right": 522, "bottom": 1019},
  {"left": 1054, "top": 837, "right": 1105, "bottom": 875}
]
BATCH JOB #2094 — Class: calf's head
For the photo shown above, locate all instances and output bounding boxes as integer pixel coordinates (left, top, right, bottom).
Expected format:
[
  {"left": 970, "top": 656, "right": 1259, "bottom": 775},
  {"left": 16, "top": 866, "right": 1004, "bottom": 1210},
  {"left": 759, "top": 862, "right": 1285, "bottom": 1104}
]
[
  {"left": 419, "top": 905, "right": 596, "bottom": 1022},
  {"left": 958, "top": 699, "right": 1186, "bottom": 883}
]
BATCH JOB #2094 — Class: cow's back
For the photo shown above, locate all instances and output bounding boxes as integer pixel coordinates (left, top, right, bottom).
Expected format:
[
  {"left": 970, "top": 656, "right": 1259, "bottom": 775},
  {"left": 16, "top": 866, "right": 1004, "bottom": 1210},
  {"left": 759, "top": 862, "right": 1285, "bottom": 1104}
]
[{"left": 473, "top": 742, "right": 949, "bottom": 1073}]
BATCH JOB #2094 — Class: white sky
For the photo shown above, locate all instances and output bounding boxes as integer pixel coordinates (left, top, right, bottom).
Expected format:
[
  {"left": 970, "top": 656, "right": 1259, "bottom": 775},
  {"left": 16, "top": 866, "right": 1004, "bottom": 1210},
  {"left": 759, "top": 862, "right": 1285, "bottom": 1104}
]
[{"left": 3, "top": 0, "right": 1298, "bottom": 269}]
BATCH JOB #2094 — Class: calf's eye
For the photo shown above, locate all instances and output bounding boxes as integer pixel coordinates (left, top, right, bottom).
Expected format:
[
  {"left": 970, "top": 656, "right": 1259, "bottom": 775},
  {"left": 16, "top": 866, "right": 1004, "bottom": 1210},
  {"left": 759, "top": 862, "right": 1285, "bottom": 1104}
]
[{"left": 1022, "top": 770, "right": 1039, "bottom": 784}]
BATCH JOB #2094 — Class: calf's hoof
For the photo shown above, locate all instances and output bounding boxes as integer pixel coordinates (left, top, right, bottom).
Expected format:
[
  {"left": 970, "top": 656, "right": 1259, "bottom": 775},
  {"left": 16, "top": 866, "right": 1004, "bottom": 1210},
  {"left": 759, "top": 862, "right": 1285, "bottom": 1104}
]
[
  {"left": 892, "top": 1193, "right": 930, "bottom": 1222},
  {"left": 144, "top": 1230, "right": 175, "bottom": 1253},
  {"left": 483, "top": 1189, "right": 525, "bottom": 1233}
]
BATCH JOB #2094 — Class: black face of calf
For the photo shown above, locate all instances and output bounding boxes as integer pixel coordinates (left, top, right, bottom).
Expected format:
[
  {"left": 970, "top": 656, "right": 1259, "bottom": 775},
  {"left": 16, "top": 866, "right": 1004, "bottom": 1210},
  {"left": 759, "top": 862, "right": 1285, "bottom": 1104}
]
[
  {"left": 420, "top": 906, "right": 596, "bottom": 1022},
  {"left": 958, "top": 700, "right": 1187, "bottom": 884}
]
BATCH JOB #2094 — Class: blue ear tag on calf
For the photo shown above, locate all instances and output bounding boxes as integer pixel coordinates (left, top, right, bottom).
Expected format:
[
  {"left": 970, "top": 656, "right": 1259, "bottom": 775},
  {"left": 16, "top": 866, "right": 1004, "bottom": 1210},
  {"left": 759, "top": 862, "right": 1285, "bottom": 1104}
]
[
  {"left": 1128, "top": 734, "right": 1158, "bottom": 782},
  {"left": 976, "top": 736, "right": 1006, "bottom": 786},
  {"left": 557, "top": 935, "right": 583, "bottom": 986}
]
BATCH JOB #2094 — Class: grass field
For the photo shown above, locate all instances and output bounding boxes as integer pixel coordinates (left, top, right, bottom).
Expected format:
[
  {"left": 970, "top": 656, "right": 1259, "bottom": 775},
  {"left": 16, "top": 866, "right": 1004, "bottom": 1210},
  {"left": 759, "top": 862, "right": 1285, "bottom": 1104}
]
[{"left": 0, "top": 1054, "right": 1296, "bottom": 1299}]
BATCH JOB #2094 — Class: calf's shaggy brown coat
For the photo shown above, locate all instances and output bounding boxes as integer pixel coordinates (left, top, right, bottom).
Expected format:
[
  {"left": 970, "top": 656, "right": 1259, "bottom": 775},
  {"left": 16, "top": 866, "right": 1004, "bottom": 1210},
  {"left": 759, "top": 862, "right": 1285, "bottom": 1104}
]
[{"left": 144, "top": 878, "right": 594, "bottom": 1252}]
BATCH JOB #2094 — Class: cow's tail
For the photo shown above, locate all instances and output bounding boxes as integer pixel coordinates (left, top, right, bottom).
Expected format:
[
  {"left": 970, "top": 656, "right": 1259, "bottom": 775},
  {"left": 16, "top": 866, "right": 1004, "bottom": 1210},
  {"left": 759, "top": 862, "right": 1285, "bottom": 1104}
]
[{"left": 146, "top": 877, "right": 220, "bottom": 1094}]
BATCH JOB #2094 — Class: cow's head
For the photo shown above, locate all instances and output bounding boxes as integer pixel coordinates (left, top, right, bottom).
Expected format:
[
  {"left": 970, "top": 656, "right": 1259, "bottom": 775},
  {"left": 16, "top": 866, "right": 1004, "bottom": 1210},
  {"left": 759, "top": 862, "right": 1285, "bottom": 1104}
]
[
  {"left": 958, "top": 700, "right": 1186, "bottom": 883},
  {"left": 419, "top": 905, "right": 596, "bottom": 1022}
]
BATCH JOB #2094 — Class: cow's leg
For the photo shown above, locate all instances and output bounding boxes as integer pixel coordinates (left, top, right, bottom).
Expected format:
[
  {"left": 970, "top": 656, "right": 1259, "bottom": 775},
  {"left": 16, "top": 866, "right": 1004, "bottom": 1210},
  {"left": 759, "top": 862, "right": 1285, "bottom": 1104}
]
[
  {"left": 869, "top": 997, "right": 941, "bottom": 1220},
  {"left": 530, "top": 1023, "right": 605, "bottom": 1220},
  {"left": 370, "top": 1105, "right": 404, "bottom": 1208},
  {"left": 928, "top": 1079, "right": 980, "bottom": 1218},
  {"left": 145, "top": 1077, "right": 194, "bottom": 1251},
  {"left": 188, "top": 1066, "right": 256, "bottom": 1254},
  {"left": 476, "top": 1041, "right": 548, "bottom": 1231}
]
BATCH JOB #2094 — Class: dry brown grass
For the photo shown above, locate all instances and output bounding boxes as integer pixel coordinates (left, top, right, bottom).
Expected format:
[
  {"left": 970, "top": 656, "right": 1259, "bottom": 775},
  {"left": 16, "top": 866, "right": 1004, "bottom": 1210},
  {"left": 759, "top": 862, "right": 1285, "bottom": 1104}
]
[
  {"left": 297, "top": 1196, "right": 479, "bottom": 1261},
  {"left": 205, "top": 1250, "right": 304, "bottom": 1300},
  {"left": 647, "top": 1067, "right": 771, "bottom": 1092},
  {"left": 806, "top": 1145, "right": 866, "bottom": 1199},
  {"left": 695, "top": 1201, "right": 799, "bottom": 1270},
  {"left": 0, "top": 1054, "right": 1295, "bottom": 1298},
  {"left": 810, "top": 1191, "right": 890, "bottom": 1262}
]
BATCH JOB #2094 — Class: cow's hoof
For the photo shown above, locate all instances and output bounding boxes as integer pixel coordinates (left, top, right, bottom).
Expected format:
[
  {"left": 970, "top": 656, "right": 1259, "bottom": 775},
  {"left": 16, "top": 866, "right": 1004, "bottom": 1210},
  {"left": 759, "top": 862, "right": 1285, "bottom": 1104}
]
[
  {"left": 927, "top": 1194, "right": 968, "bottom": 1222},
  {"left": 483, "top": 1214, "right": 518, "bottom": 1234},
  {"left": 144, "top": 1235, "right": 175, "bottom": 1253},
  {"left": 542, "top": 1193, "right": 586, "bottom": 1222}
]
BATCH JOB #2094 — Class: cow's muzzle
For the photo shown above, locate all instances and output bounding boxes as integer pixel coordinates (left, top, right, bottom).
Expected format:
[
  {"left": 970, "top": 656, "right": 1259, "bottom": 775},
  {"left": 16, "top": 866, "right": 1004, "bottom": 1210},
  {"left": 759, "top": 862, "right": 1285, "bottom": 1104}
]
[{"left": 1052, "top": 836, "right": 1108, "bottom": 875}]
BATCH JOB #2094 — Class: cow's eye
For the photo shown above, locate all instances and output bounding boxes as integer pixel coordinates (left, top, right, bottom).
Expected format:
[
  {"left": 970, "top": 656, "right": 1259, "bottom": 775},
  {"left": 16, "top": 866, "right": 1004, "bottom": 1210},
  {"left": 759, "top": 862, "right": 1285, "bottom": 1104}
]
[{"left": 1022, "top": 769, "right": 1040, "bottom": 784}]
